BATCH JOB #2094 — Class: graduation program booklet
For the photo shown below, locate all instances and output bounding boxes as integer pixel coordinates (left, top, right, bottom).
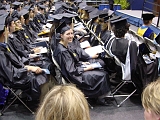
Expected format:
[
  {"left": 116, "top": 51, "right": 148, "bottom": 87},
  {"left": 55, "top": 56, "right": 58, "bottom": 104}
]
[
  {"left": 36, "top": 37, "right": 49, "bottom": 42},
  {"left": 81, "top": 62, "right": 102, "bottom": 69},
  {"left": 80, "top": 41, "right": 91, "bottom": 48},
  {"left": 85, "top": 45, "right": 104, "bottom": 56}
]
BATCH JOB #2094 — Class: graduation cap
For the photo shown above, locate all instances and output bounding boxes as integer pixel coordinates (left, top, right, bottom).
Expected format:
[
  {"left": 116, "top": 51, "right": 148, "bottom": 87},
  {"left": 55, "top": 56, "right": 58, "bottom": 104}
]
[
  {"left": 61, "top": 13, "right": 77, "bottom": 24},
  {"left": 62, "top": 3, "right": 74, "bottom": 11},
  {"left": 38, "top": 4, "right": 46, "bottom": 9},
  {"left": 49, "top": 14, "right": 63, "bottom": 21},
  {"left": 4, "top": 5, "right": 10, "bottom": 11},
  {"left": 111, "top": 17, "right": 128, "bottom": 29},
  {"left": 23, "top": 5, "right": 31, "bottom": 10},
  {"left": 89, "top": 9, "right": 99, "bottom": 19},
  {"left": 78, "top": 2, "right": 87, "bottom": 9},
  {"left": 64, "top": 9, "right": 78, "bottom": 15},
  {"left": 108, "top": 14, "right": 123, "bottom": 22},
  {"left": 82, "top": 6, "right": 94, "bottom": 13},
  {"left": 12, "top": 1, "right": 23, "bottom": 6},
  {"left": 155, "top": 33, "right": 160, "bottom": 45},
  {"left": 142, "top": 13, "right": 155, "bottom": 20},
  {"left": 56, "top": 21, "right": 71, "bottom": 34},
  {"left": 55, "top": 1, "right": 63, "bottom": 10},
  {"left": 0, "top": 13, "right": 9, "bottom": 31},
  {"left": 11, "top": 11, "right": 18, "bottom": 21},
  {"left": 98, "top": 9, "right": 108, "bottom": 18},
  {"left": 0, "top": 10, "right": 7, "bottom": 16},
  {"left": 18, "top": 9, "right": 29, "bottom": 17}
]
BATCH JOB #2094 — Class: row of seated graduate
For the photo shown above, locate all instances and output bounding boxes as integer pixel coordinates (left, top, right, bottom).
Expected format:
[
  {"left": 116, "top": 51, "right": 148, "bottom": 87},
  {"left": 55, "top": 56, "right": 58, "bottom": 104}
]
[{"left": 0, "top": 0, "right": 159, "bottom": 104}]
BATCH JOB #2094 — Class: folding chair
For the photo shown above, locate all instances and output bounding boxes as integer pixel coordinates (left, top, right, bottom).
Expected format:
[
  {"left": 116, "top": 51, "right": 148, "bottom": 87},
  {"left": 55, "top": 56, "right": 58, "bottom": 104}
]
[
  {"left": 0, "top": 84, "right": 34, "bottom": 116},
  {"left": 106, "top": 40, "right": 137, "bottom": 107},
  {"left": 50, "top": 49, "right": 93, "bottom": 109}
]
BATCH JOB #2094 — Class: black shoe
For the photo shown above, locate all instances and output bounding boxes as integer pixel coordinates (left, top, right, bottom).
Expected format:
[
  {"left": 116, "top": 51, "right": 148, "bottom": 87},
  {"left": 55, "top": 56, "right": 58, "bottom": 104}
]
[{"left": 97, "top": 98, "right": 111, "bottom": 106}]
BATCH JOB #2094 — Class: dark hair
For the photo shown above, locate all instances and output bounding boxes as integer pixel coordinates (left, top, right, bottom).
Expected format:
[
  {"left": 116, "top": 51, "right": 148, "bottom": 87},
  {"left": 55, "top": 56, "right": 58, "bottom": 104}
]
[
  {"left": 113, "top": 26, "right": 127, "bottom": 38},
  {"left": 143, "top": 20, "right": 150, "bottom": 25},
  {"left": 49, "top": 21, "right": 60, "bottom": 42},
  {"left": 0, "top": 30, "right": 5, "bottom": 36},
  {"left": 61, "top": 25, "right": 71, "bottom": 34},
  {"left": 24, "top": 13, "right": 29, "bottom": 20}
]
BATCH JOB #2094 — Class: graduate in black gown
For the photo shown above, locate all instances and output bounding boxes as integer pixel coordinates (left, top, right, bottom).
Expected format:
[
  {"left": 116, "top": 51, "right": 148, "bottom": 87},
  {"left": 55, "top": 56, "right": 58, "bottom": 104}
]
[
  {"left": 105, "top": 17, "right": 158, "bottom": 93},
  {"left": 53, "top": 22, "right": 111, "bottom": 102},
  {"left": 0, "top": 14, "right": 48, "bottom": 101}
]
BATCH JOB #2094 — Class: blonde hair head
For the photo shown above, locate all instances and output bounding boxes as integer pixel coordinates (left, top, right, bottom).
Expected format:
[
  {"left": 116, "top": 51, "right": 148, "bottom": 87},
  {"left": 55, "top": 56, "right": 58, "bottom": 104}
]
[
  {"left": 142, "top": 79, "right": 160, "bottom": 115},
  {"left": 35, "top": 84, "right": 90, "bottom": 120}
]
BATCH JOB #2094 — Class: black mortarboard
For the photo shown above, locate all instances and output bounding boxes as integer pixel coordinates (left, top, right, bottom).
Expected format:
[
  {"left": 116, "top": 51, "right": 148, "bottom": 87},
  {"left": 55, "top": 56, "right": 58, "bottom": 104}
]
[
  {"left": 0, "top": 13, "right": 9, "bottom": 31},
  {"left": 38, "top": 4, "right": 46, "bottom": 9},
  {"left": 75, "top": 0, "right": 82, "bottom": 3},
  {"left": 23, "top": 5, "right": 31, "bottom": 10},
  {"left": 78, "top": 2, "right": 87, "bottom": 9},
  {"left": 12, "top": 1, "right": 22, "bottom": 6},
  {"left": 64, "top": 9, "right": 78, "bottom": 15},
  {"left": 0, "top": 10, "right": 7, "bottom": 16},
  {"left": 55, "top": 1, "right": 63, "bottom": 10},
  {"left": 18, "top": 9, "right": 29, "bottom": 17},
  {"left": 89, "top": 9, "right": 99, "bottom": 19},
  {"left": 56, "top": 21, "right": 70, "bottom": 34},
  {"left": 0, "top": 5, "right": 6, "bottom": 10},
  {"left": 103, "top": 16, "right": 110, "bottom": 22},
  {"left": 108, "top": 14, "right": 123, "bottom": 21},
  {"left": 61, "top": 13, "right": 77, "bottom": 24},
  {"left": 49, "top": 14, "right": 63, "bottom": 21},
  {"left": 82, "top": 6, "right": 94, "bottom": 13},
  {"left": 62, "top": 3, "right": 74, "bottom": 11},
  {"left": 5, "top": 5, "right": 10, "bottom": 11},
  {"left": 142, "top": 13, "right": 155, "bottom": 20},
  {"left": 98, "top": 9, "right": 108, "bottom": 18},
  {"left": 111, "top": 17, "right": 128, "bottom": 29},
  {"left": 11, "top": 11, "right": 18, "bottom": 21}
]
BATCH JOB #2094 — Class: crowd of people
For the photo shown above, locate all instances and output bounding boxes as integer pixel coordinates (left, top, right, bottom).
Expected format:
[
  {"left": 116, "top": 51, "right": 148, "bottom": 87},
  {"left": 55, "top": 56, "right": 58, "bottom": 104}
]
[{"left": 0, "top": 0, "right": 160, "bottom": 119}]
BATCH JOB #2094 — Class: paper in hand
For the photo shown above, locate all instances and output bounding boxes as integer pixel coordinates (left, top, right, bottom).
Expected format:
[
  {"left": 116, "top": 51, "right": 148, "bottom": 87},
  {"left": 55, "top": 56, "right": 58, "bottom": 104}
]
[
  {"left": 42, "top": 69, "right": 50, "bottom": 74},
  {"left": 90, "top": 62, "right": 102, "bottom": 69}
]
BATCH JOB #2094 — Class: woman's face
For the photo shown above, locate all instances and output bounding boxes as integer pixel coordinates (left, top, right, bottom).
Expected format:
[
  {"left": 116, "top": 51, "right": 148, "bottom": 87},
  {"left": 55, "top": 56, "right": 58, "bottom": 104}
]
[
  {"left": 20, "top": 16, "right": 25, "bottom": 25},
  {"left": 144, "top": 109, "right": 159, "bottom": 120},
  {"left": 61, "top": 29, "right": 74, "bottom": 44},
  {"left": 15, "top": 20, "right": 22, "bottom": 30}
]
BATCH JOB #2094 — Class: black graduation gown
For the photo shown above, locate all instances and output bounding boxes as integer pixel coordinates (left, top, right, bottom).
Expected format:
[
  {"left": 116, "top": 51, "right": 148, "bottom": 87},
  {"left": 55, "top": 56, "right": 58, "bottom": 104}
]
[
  {"left": 33, "top": 15, "right": 42, "bottom": 31},
  {"left": 54, "top": 43, "right": 110, "bottom": 98},
  {"left": 106, "top": 38, "right": 158, "bottom": 93},
  {"left": 8, "top": 34, "right": 30, "bottom": 58},
  {"left": 28, "top": 19, "right": 41, "bottom": 33},
  {"left": 23, "top": 25, "right": 37, "bottom": 43},
  {"left": 0, "top": 45, "right": 47, "bottom": 100},
  {"left": 100, "top": 30, "right": 111, "bottom": 44}
]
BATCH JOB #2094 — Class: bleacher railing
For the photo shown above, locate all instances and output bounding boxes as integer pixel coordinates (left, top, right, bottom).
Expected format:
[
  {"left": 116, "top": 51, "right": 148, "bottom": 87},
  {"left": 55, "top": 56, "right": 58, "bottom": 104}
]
[{"left": 142, "top": 0, "right": 160, "bottom": 27}]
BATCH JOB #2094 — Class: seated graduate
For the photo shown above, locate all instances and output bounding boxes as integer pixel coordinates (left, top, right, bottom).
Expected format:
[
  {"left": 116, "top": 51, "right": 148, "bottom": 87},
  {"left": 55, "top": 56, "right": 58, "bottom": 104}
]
[
  {"left": 37, "top": 4, "right": 47, "bottom": 25},
  {"left": 105, "top": 17, "right": 158, "bottom": 93},
  {"left": 0, "top": 13, "right": 49, "bottom": 101},
  {"left": 7, "top": 16, "right": 56, "bottom": 76},
  {"left": 137, "top": 13, "right": 156, "bottom": 40},
  {"left": 27, "top": 6, "right": 41, "bottom": 33},
  {"left": 53, "top": 22, "right": 111, "bottom": 104},
  {"left": 18, "top": 8, "right": 38, "bottom": 42}
]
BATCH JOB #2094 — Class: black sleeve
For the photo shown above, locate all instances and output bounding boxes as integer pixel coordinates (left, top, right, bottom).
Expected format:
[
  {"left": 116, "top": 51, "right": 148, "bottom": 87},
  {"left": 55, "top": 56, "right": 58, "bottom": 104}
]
[{"left": 58, "top": 51, "right": 84, "bottom": 76}]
